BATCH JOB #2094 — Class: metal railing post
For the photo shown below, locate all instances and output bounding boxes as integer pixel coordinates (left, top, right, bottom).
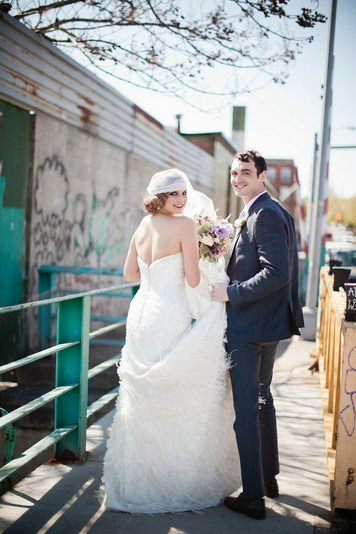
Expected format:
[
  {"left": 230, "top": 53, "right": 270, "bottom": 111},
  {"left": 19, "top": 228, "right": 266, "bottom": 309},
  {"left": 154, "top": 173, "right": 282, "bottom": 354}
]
[
  {"left": 0, "top": 280, "right": 138, "bottom": 488},
  {"left": 55, "top": 295, "right": 90, "bottom": 461},
  {"left": 131, "top": 286, "right": 139, "bottom": 298},
  {"left": 38, "top": 270, "right": 57, "bottom": 349}
]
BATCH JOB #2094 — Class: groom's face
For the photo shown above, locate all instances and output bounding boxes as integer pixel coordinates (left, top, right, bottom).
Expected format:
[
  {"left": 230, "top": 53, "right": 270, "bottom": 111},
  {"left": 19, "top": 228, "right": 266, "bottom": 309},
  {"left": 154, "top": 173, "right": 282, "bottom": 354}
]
[{"left": 230, "top": 157, "right": 267, "bottom": 204}]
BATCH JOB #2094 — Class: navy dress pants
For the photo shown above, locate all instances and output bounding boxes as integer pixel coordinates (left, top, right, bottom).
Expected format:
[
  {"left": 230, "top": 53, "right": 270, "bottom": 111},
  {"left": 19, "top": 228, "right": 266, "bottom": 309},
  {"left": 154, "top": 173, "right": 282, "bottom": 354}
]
[{"left": 226, "top": 341, "right": 280, "bottom": 500}]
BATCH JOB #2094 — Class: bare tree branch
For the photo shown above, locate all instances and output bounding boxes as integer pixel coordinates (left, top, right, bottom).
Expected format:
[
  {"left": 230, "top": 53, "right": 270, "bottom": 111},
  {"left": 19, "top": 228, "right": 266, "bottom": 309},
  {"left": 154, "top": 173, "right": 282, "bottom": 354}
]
[
  {"left": 6, "top": 0, "right": 326, "bottom": 106},
  {"left": 12, "top": 0, "right": 81, "bottom": 17}
]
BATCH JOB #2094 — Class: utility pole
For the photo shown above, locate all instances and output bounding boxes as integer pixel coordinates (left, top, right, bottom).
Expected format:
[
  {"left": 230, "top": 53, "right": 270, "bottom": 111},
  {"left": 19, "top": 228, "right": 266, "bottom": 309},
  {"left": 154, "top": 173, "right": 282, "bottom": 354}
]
[
  {"left": 302, "top": 0, "right": 338, "bottom": 340},
  {"left": 306, "top": 133, "right": 318, "bottom": 247}
]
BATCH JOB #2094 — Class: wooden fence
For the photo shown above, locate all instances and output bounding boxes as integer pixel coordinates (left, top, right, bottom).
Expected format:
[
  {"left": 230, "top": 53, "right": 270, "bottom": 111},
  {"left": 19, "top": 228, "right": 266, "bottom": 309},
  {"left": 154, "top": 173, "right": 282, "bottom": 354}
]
[{"left": 317, "top": 266, "right": 356, "bottom": 512}]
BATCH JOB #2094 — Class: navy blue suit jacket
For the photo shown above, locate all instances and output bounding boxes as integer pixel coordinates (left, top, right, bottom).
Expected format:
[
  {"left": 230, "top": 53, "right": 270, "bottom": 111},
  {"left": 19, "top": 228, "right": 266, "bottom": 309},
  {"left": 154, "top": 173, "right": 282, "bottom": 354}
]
[{"left": 226, "top": 192, "right": 304, "bottom": 343}]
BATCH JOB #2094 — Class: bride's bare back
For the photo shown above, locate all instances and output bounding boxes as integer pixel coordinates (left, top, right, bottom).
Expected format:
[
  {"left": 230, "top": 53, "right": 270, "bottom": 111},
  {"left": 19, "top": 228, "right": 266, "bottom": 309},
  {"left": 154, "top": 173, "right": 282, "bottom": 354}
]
[{"left": 124, "top": 213, "right": 200, "bottom": 287}]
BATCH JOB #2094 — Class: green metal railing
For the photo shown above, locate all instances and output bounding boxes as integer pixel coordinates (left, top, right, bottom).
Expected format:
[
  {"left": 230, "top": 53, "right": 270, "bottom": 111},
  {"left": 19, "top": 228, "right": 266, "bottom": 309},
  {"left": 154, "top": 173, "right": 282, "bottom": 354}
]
[
  {"left": 0, "top": 281, "right": 139, "bottom": 489},
  {"left": 38, "top": 265, "right": 132, "bottom": 349}
]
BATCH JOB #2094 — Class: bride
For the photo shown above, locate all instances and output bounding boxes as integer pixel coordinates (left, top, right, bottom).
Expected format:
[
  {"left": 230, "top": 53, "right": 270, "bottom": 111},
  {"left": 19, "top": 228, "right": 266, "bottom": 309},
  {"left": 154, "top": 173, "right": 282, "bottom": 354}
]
[{"left": 101, "top": 169, "right": 241, "bottom": 513}]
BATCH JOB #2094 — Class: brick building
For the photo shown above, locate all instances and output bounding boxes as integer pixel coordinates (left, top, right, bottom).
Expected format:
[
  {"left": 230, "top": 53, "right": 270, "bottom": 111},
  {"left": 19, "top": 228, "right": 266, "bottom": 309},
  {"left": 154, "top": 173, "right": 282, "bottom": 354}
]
[
  {"left": 266, "top": 159, "right": 304, "bottom": 245},
  {"left": 266, "top": 159, "right": 298, "bottom": 218}
]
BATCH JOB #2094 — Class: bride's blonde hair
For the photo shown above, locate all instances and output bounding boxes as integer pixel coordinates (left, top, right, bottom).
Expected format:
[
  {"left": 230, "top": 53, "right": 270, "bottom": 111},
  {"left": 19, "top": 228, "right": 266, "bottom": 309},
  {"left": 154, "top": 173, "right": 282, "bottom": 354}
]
[{"left": 143, "top": 192, "right": 170, "bottom": 215}]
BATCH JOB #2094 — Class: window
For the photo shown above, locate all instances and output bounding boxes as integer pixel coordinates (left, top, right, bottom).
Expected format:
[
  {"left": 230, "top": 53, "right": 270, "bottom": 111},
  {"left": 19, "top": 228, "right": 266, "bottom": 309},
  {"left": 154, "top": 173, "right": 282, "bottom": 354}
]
[
  {"left": 267, "top": 167, "right": 276, "bottom": 182},
  {"left": 281, "top": 167, "right": 292, "bottom": 183}
]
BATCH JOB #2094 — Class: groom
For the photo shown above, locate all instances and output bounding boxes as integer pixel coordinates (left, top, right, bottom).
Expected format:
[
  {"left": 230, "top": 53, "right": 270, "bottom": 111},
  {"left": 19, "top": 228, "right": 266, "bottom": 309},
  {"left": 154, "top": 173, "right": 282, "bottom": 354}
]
[{"left": 211, "top": 150, "right": 304, "bottom": 520}]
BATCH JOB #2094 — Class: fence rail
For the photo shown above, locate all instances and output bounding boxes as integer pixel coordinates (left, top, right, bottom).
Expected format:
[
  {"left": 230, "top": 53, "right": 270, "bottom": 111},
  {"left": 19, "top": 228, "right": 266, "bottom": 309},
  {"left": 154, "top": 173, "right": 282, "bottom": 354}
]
[
  {"left": 317, "top": 266, "right": 356, "bottom": 512},
  {"left": 37, "top": 265, "right": 132, "bottom": 349},
  {"left": 0, "top": 280, "right": 139, "bottom": 490}
]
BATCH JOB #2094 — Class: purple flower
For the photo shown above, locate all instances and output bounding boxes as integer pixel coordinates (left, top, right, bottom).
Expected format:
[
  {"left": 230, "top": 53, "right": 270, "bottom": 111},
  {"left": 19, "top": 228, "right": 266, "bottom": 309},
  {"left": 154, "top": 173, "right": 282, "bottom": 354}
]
[
  {"left": 215, "top": 226, "right": 230, "bottom": 237},
  {"left": 211, "top": 244, "right": 223, "bottom": 255}
]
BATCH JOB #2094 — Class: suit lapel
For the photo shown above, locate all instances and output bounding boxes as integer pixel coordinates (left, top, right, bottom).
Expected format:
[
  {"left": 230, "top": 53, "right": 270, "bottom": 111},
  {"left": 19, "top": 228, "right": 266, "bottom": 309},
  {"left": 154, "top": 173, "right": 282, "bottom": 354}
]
[
  {"left": 247, "top": 191, "right": 271, "bottom": 216},
  {"left": 227, "top": 213, "right": 249, "bottom": 264},
  {"left": 227, "top": 192, "right": 271, "bottom": 266}
]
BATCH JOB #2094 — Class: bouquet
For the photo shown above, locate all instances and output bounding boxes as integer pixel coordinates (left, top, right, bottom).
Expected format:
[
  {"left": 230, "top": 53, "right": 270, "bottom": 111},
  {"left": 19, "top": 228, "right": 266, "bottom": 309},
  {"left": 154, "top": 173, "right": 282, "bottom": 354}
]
[{"left": 195, "top": 214, "right": 234, "bottom": 263}]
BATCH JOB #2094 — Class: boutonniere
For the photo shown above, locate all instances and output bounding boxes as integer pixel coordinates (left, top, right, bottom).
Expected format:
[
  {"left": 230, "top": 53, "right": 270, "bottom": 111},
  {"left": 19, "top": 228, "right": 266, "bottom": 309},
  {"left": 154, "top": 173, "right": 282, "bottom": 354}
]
[{"left": 234, "top": 217, "right": 247, "bottom": 231}]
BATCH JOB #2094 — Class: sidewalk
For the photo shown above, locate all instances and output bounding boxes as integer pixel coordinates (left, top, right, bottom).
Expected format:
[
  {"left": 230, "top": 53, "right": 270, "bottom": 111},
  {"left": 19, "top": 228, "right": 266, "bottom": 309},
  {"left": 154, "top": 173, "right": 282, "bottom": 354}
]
[{"left": 0, "top": 337, "right": 332, "bottom": 534}]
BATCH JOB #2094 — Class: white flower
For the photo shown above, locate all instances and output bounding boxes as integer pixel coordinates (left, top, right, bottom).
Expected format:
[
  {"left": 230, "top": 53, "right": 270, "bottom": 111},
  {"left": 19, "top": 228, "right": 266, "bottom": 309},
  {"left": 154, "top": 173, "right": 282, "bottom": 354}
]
[
  {"left": 201, "top": 235, "right": 214, "bottom": 246},
  {"left": 234, "top": 217, "right": 247, "bottom": 230}
]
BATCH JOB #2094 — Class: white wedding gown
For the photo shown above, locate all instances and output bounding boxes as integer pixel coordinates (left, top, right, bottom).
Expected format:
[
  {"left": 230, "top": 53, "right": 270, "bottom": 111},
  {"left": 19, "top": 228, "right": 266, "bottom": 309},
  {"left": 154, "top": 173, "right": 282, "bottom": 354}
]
[{"left": 101, "top": 251, "right": 241, "bottom": 513}]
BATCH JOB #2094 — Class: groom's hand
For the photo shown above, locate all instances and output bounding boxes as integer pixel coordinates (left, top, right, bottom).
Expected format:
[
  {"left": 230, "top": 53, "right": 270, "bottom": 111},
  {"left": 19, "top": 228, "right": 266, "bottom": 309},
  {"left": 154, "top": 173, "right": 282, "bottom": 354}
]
[{"left": 210, "top": 283, "right": 229, "bottom": 302}]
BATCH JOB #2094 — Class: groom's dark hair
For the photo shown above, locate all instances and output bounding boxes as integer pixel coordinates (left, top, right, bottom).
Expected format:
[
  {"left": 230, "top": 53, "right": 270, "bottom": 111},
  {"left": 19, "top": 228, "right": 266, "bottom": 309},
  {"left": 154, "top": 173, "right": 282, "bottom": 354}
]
[{"left": 233, "top": 150, "right": 267, "bottom": 177}]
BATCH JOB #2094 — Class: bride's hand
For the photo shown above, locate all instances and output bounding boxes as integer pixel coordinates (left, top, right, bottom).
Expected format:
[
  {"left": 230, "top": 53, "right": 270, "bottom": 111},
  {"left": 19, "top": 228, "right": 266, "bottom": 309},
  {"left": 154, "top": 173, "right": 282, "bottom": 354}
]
[{"left": 210, "top": 283, "right": 229, "bottom": 302}]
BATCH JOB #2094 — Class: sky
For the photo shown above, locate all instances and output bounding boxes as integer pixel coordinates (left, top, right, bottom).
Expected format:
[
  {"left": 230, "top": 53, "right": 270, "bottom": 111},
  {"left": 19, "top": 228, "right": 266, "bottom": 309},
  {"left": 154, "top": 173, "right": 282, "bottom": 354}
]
[{"left": 91, "top": 0, "right": 356, "bottom": 199}]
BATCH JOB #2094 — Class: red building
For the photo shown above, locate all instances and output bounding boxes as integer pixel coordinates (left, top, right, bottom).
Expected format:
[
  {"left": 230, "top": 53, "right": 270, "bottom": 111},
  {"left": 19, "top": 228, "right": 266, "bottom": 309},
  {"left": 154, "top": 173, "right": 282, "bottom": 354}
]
[{"left": 266, "top": 159, "right": 305, "bottom": 248}]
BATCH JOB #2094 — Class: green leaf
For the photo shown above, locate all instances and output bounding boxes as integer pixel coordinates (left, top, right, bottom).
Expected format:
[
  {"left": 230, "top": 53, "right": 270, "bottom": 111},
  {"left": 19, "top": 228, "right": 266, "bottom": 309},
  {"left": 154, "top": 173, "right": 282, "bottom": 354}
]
[{"left": 200, "top": 243, "right": 210, "bottom": 255}]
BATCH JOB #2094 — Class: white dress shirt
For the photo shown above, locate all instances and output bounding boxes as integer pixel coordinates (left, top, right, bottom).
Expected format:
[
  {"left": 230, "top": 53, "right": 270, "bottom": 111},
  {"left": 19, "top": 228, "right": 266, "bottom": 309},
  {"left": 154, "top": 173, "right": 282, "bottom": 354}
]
[{"left": 240, "top": 191, "right": 268, "bottom": 218}]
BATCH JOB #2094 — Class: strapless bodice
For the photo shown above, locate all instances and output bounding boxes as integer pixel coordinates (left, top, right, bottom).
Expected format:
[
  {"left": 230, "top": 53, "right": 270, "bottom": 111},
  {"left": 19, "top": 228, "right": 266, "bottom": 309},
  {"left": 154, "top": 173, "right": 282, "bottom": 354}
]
[
  {"left": 137, "top": 251, "right": 185, "bottom": 290},
  {"left": 124, "top": 251, "right": 191, "bottom": 366}
]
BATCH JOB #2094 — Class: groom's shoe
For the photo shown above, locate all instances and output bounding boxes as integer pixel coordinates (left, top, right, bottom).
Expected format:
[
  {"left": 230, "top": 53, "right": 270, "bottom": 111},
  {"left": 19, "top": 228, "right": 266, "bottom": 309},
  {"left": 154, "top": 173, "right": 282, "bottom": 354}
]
[
  {"left": 224, "top": 493, "right": 266, "bottom": 520},
  {"left": 264, "top": 476, "right": 279, "bottom": 498}
]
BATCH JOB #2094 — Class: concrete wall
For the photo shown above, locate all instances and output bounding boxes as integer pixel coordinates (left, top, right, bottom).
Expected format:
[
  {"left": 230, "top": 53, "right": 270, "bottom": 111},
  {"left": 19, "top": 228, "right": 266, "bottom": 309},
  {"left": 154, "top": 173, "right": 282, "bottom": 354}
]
[
  {"left": 0, "top": 14, "right": 217, "bottom": 353},
  {"left": 29, "top": 112, "right": 142, "bottom": 300},
  {"left": 29, "top": 110, "right": 213, "bottom": 297},
  {"left": 26, "top": 110, "right": 216, "bottom": 347}
]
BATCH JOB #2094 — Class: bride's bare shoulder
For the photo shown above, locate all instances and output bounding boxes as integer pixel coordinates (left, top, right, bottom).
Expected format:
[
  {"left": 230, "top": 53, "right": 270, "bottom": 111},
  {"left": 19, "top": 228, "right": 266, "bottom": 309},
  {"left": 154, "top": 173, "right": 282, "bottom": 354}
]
[
  {"left": 162, "top": 215, "right": 195, "bottom": 232},
  {"left": 165, "top": 217, "right": 196, "bottom": 241},
  {"left": 178, "top": 216, "right": 196, "bottom": 229},
  {"left": 137, "top": 215, "right": 151, "bottom": 228}
]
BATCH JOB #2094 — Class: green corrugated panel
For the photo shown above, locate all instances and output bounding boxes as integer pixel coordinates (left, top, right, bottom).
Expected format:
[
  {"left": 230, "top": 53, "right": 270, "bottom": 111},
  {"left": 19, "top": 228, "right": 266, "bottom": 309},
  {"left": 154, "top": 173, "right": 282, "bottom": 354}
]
[
  {"left": 0, "top": 100, "right": 30, "bottom": 208},
  {"left": 0, "top": 100, "right": 30, "bottom": 307},
  {"left": 0, "top": 101, "right": 30, "bottom": 364},
  {"left": 0, "top": 176, "right": 25, "bottom": 364},
  {"left": 0, "top": 183, "right": 24, "bottom": 306}
]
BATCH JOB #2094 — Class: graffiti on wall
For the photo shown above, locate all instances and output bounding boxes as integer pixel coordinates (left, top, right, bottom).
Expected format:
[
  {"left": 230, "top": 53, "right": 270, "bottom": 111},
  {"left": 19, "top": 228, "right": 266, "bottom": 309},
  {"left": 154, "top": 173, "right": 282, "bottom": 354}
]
[
  {"left": 30, "top": 155, "right": 142, "bottom": 315},
  {"left": 33, "top": 155, "right": 69, "bottom": 266},
  {"left": 339, "top": 346, "right": 356, "bottom": 438}
]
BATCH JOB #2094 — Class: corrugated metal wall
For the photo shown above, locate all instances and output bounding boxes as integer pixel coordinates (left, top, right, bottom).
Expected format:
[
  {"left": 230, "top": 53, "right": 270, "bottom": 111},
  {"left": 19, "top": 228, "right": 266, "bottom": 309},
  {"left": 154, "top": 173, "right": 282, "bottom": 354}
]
[
  {"left": 0, "top": 100, "right": 30, "bottom": 208},
  {"left": 0, "top": 14, "right": 214, "bottom": 189},
  {"left": 0, "top": 101, "right": 31, "bottom": 363},
  {"left": 0, "top": 100, "right": 30, "bottom": 306}
]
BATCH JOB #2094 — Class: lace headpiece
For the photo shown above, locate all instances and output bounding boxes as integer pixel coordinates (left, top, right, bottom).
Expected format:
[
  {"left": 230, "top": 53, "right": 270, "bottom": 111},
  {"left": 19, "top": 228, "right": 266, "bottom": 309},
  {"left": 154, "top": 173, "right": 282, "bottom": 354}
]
[{"left": 147, "top": 169, "right": 189, "bottom": 195}]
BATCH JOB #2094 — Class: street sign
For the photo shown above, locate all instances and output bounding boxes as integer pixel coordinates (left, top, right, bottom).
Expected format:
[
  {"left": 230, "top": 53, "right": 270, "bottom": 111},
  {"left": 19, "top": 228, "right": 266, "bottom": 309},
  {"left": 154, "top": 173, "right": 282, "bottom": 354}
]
[{"left": 344, "top": 283, "right": 356, "bottom": 322}]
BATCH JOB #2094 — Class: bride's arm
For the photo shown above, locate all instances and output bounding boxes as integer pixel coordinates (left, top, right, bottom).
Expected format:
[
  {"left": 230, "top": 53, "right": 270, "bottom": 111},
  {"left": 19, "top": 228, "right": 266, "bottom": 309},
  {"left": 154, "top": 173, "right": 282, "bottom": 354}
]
[
  {"left": 124, "top": 234, "right": 141, "bottom": 282},
  {"left": 181, "top": 218, "right": 200, "bottom": 288}
]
